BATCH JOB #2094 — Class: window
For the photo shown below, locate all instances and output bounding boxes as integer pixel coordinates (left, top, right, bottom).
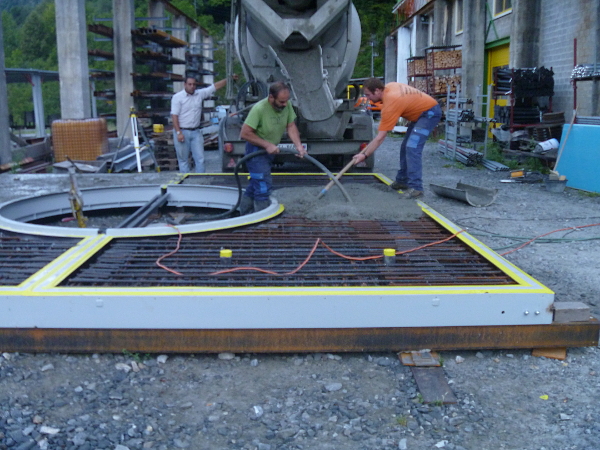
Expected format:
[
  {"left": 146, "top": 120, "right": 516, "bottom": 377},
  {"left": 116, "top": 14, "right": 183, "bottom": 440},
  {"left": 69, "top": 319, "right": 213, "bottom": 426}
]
[
  {"left": 494, "top": 0, "right": 512, "bottom": 16},
  {"left": 455, "top": 0, "right": 463, "bottom": 34},
  {"left": 421, "top": 13, "right": 434, "bottom": 47}
]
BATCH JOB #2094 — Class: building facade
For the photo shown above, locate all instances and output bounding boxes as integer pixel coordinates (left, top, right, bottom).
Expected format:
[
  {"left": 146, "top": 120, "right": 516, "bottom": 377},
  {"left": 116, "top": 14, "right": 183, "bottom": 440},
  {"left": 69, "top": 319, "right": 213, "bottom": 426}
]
[{"left": 388, "top": 0, "right": 600, "bottom": 122}]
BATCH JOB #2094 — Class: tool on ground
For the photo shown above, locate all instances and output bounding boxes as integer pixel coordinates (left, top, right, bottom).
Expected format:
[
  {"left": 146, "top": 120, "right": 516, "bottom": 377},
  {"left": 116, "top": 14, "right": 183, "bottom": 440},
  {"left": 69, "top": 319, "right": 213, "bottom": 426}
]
[
  {"left": 551, "top": 108, "right": 577, "bottom": 181},
  {"left": 430, "top": 181, "right": 499, "bottom": 206},
  {"left": 110, "top": 108, "right": 159, "bottom": 173},
  {"left": 67, "top": 165, "right": 87, "bottom": 228},
  {"left": 500, "top": 172, "right": 544, "bottom": 184},
  {"left": 317, "top": 150, "right": 365, "bottom": 199}
]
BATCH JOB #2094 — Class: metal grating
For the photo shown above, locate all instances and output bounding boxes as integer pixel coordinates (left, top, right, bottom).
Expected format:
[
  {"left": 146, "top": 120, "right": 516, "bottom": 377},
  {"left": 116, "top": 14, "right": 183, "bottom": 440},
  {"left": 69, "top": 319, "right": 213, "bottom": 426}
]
[
  {"left": 63, "top": 217, "right": 516, "bottom": 288},
  {"left": 0, "top": 232, "right": 79, "bottom": 286}
]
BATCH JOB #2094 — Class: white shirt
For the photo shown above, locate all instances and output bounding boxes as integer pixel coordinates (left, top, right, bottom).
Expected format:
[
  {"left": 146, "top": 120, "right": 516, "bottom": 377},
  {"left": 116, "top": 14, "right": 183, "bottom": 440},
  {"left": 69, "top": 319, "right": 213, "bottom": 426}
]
[{"left": 170, "top": 84, "right": 216, "bottom": 128}]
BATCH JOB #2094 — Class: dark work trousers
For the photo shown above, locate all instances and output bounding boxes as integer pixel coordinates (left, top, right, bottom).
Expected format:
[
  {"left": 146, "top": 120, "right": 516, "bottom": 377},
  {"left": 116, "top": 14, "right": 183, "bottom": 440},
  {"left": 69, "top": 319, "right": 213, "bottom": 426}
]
[
  {"left": 395, "top": 104, "right": 442, "bottom": 191},
  {"left": 243, "top": 142, "right": 274, "bottom": 202}
]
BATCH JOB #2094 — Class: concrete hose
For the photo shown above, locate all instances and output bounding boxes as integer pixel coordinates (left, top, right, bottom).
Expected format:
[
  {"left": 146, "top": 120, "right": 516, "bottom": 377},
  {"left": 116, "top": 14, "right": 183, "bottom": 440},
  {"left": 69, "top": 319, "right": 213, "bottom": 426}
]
[{"left": 211, "top": 148, "right": 353, "bottom": 219}]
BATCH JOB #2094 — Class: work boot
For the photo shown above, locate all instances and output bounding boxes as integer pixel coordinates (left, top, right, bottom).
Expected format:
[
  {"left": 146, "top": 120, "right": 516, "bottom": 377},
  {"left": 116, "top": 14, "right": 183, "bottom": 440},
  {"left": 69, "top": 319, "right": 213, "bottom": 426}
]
[
  {"left": 390, "top": 181, "right": 409, "bottom": 190},
  {"left": 239, "top": 195, "right": 255, "bottom": 215},
  {"left": 254, "top": 199, "right": 271, "bottom": 212},
  {"left": 398, "top": 188, "right": 424, "bottom": 199}
]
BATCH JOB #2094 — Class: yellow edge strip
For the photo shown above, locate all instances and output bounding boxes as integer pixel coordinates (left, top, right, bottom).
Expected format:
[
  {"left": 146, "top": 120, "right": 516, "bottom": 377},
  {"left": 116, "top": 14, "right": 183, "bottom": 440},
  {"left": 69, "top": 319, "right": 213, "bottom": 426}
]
[
  {"left": 418, "top": 201, "right": 553, "bottom": 293},
  {"left": 15, "top": 236, "right": 102, "bottom": 290},
  {"left": 376, "top": 176, "right": 547, "bottom": 290},
  {"left": 162, "top": 173, "right": 188, "bottom": 188},
  {"left": 27, "top": 235, "right": 114, "bottom": 291}
]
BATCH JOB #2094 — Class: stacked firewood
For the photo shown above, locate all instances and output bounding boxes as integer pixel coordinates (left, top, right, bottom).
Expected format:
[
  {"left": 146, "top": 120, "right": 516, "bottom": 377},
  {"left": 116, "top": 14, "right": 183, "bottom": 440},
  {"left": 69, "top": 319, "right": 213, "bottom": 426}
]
[
  {"left": 427, "top": 49, "right": 462, "bottom": 69},
  {"left": 407, "top": 57, "right": 428, "bottom": 76},
  {"left": 408, "top": 77, "right": 428, "bottom": 92},
  {"left": 431, "top": 75, "right": 461, "bottom": 94}
]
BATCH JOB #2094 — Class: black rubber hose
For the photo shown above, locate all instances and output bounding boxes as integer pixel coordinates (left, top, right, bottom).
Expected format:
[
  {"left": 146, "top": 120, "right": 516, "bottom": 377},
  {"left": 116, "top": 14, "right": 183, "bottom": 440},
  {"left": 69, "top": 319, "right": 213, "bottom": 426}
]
[{"left": 208, "top": 148, "right": 353, "bottom": 219}]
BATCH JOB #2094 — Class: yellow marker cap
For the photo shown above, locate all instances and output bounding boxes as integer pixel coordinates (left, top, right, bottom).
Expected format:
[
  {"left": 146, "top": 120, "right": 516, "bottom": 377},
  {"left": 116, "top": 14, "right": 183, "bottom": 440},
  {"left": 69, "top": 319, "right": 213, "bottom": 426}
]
[
  {"left": 383, "top": 248, "right": 396, "bottom": 257},
  {"left": 220, "top": 249, "right": 232, "bottom": 258}
]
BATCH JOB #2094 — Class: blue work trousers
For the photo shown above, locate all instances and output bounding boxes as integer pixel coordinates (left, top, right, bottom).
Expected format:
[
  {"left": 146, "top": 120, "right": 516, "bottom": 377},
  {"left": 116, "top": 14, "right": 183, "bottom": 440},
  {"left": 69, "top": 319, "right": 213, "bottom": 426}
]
[
  {"left": 244, "top": 143, "right": 274, "bottom": 202},
  {"left": 396, "top": 104, "right": 442, "bottom": 191},
  {"left": 173, "top": 129, "right": 205, "bottom": 173}
]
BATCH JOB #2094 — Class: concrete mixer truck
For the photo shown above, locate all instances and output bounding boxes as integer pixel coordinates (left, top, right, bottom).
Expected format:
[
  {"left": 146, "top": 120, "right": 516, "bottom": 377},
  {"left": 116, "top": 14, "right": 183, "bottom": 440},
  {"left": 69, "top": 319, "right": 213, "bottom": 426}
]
[{"left": 218, "top": 0, "right": 375, "bottom": 171}]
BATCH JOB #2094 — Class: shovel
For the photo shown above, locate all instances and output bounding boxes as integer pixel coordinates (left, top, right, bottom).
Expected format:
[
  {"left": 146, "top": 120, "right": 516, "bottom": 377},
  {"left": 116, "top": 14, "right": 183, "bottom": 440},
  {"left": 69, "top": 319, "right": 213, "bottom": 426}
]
[{"left": 317, "top": 158, "right": 357, "bottom": 199}]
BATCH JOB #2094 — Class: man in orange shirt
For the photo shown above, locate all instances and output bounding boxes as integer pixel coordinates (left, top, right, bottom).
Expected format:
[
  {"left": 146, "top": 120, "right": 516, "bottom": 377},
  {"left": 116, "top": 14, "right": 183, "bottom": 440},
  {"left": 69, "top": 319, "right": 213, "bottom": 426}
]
[{"left": 352, "top": 78, "right": 442, "bottom": 199}]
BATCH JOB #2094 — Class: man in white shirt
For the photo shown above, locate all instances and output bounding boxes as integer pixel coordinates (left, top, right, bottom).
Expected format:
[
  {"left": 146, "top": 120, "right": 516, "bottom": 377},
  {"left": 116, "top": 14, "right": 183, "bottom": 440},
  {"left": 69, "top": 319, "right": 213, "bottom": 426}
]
[{"left": 170, "top": 76, "right": 232, "bottom": 172}]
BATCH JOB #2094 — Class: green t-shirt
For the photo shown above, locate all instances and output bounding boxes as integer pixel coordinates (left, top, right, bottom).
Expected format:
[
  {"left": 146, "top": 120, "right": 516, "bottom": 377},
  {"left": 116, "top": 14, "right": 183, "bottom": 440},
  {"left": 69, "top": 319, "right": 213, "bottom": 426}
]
[{"left": 244, "top": 97, "right": 297, "bottom": 145}]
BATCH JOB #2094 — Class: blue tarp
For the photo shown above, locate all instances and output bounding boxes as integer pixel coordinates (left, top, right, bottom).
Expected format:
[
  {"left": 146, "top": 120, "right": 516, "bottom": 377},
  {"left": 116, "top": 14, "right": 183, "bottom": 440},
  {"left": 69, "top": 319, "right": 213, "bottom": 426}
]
[{"left": 554, "top": 124, "right": 600, "bottom": 193}]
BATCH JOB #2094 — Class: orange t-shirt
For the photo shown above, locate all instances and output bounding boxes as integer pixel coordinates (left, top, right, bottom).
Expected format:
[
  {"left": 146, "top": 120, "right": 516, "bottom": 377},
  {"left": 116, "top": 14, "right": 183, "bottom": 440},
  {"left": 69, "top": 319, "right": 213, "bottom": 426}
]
[{"left": 378, "top": 83, "right": 439, "bottom": 131}]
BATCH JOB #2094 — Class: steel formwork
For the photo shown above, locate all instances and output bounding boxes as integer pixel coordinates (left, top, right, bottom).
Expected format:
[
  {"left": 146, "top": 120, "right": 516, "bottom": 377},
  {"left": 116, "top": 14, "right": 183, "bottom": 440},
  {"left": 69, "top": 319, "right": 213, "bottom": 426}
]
[{"left": 0, "top": 173, "right": 597, "bottom": 353}]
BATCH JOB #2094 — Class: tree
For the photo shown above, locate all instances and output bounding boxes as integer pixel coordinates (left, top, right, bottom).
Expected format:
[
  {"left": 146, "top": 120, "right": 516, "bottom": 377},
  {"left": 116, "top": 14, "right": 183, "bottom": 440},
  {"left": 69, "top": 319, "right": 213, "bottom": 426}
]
[
  {"left": 352, "top": 0, "right": 396, "bottom": 79},
  {"left": 20, "top": 0, "right": 57, "bottom": 69},
  {"left": 1, "top": 12, "right": 22, "bottom": 66}
]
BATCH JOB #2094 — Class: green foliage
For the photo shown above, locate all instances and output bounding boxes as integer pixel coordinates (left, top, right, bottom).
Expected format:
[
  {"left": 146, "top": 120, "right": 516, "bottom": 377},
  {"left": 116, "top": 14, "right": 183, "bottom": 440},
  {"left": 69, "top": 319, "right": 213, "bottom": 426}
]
[
  {"left": 396, "top": 415, "right": 408, "bottom": 426},
  {"left": 3, "top": 1, "right": 60, "bottom": 124},
  {"left": 1, "top": 12, "right": 21, "bottom": 59},
  {"left": 20, "top": 0, "right": 57, "bottom": 68},
  {"left": 484, "top": 142, "right": 507, "bottom": 164},
  {"left": 170, "top": 0, "right": 196, "bottom": 20},
  {"left": 484, "top": 142, "right": 550, "bottom": 173},
  {"left": 0, "top": 0, "right": 40, "bottom": 19},
  {"left": 579, "top": 191, "right": 600, "bottom": 198},
  {"left": 2, "top": 0, "right": 393, "bottom": 124},
  {"left": 122, "top": 349, "right": 151, "bottom": 363},
  {"left": 352, "top": 0, "right": 396, "bottom": 78},
  {"left": 524, "top": 157, "right": 549, "bottom": 174},
  {"left": 7, "top": 84, "right": 32, "bottom": 128}
]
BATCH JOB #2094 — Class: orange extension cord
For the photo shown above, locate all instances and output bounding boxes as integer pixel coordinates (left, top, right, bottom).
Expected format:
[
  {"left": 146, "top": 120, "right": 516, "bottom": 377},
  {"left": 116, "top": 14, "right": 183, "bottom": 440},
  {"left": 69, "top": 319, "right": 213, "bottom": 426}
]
[
  {"left": 155, "top": 226, "right": 465, "bottom": 277},
  {"left": 500, "top": 222, "right": 600, "bottom": 256},
  {"left": 157, "top": 222, "right": 600, "bottom": 276}
]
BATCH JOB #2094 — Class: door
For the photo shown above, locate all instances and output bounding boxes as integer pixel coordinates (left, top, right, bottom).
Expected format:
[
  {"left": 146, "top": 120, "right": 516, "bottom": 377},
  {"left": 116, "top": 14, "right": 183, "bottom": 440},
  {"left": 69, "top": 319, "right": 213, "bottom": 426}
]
[{"left": 487, "top": 43, "right": 510, "bottom": 125}]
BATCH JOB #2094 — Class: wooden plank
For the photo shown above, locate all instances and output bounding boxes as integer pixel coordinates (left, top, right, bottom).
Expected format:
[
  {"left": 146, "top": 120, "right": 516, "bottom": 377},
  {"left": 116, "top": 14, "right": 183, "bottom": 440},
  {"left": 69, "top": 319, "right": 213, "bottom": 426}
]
[
  {"left": 411, "top": 367, "right": 457, "bottom": 404},
  {"left": 0, "top": 320, "right": 598, "bottom": 353},
  {"left": 532, "top": 347, "right": 567, "bottom": 360}
]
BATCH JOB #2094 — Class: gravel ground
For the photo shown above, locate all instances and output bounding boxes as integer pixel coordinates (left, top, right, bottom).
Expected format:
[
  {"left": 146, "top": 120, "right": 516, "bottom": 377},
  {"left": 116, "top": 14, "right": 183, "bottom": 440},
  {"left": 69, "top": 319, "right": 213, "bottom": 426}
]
[{"left": 1, "top": 135, "right": 600, "bottom": 450}]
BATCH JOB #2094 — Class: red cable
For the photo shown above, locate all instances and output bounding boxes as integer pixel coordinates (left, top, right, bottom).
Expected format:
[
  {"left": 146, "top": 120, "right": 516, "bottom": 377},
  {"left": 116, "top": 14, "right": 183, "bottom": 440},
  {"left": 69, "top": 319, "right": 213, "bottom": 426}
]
[
  {"left": 209, "top": 230, "right": 465, "bottom": 276},
  {"left": 156, "top": 225, "right": 184, "bottom": 276},
  {"left": 500, "top": 222, "right": 600, "bottom": 256}
]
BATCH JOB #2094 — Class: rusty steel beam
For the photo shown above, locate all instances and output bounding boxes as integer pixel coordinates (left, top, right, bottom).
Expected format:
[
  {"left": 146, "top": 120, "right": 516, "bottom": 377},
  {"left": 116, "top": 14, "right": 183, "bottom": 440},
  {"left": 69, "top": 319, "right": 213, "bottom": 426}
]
[{"left": 1, "top": 320, "right": 598, "bottom": 353}]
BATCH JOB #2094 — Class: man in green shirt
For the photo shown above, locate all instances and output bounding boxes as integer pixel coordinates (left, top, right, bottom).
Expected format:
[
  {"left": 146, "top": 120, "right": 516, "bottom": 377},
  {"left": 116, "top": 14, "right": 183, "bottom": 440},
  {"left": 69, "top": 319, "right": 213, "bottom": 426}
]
[{"left": 239, "top": 81, "right": 306, "bottom": 214}]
